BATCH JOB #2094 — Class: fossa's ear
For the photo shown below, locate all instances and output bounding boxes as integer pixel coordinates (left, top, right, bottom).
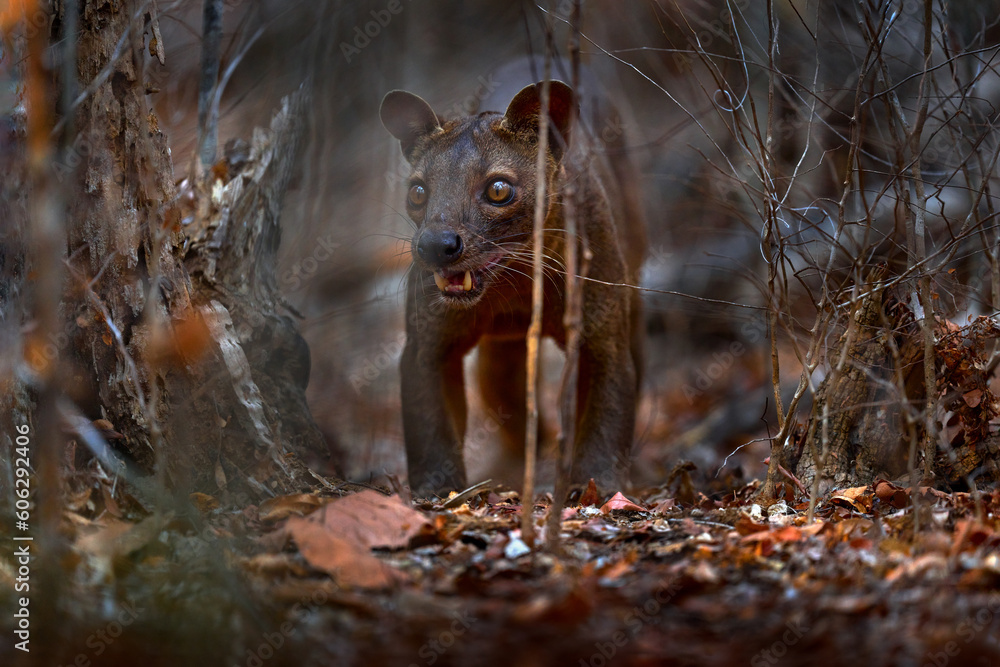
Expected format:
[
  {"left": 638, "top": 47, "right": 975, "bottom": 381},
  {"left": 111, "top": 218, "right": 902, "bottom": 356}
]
[
  {"left": 501, "top": 81, "right": 575, "bottom": 160},
  {"left": 380, "top": 90, "right": 442, "bottom": 162}
]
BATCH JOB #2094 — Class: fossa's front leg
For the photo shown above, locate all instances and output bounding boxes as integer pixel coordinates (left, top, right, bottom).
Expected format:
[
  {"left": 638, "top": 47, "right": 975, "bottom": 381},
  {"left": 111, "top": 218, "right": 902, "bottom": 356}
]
[
  {"left": 572, "top": 283, "right": 637, "bottom": 489},
  {"left": 401, "top": 281, "right": 474, "bottom": 496}
]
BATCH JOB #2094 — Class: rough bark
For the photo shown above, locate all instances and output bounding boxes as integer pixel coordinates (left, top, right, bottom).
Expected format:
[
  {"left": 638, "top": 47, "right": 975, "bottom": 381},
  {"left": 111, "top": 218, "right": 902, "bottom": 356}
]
[
  {"left": 2, "top": 0, "right": 328, "bottom": 508},
  {"left": 174, "top": 88, "right": 328, "bottom": 498},
  {"left": 781, "top": 268, "right": 912, "bottom": 496}
]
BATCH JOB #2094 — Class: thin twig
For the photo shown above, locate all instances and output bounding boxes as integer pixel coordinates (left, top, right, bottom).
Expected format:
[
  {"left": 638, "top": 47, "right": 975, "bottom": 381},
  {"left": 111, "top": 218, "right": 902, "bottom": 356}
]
[
  {"left": 547, "top": 0, "right": 583, "bottom": 554},
  {"left": 522, "top": 17, "right": 553, "bottom": 550}
]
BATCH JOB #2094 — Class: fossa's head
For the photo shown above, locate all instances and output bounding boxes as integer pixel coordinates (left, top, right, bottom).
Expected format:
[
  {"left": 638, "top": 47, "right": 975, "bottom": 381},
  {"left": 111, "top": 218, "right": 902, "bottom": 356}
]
[{"left": 380, "top": 82, "right": 574, "bottom": 306}]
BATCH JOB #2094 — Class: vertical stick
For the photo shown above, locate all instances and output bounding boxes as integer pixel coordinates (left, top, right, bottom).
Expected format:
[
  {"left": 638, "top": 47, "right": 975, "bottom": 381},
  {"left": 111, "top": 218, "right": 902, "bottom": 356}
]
[
  {"left": 522, "top": 22, "right": 553, "bottom": 549},
  {"left": 548, "top": 0, "right": 582, "bottom": 553},
  {"left": 763, "top": 0, "right": 785, "bottom": 432},
  {"left": 198, "top": 0, "right": 223, "bottom": 171},
  {"left": 761, "top": 0, "right": 787, "bottom": 503},
  {"left": 913, "top": 0, "right": 936, "bottom": 482},
  {"left": 891, "top": 0, "right": 936, "bottom": 484}
]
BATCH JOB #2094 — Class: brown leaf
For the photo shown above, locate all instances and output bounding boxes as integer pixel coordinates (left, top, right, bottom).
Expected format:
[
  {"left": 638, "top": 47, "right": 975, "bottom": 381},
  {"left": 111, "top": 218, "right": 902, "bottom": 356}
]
[
  {"left": 963, "top": 388, "right": 984, "bottom": 408},
  {"left": 316, "top": 490, "right": 432, "bottom": 549},
  {"left": 579, "top": 479, "right": 601, "bottom": 507},
  {"left": 734, "top": 516, "right": 769, "bottom": 536},
  {"left": 885, "top": 553, "right": 948, "bottom": 583},
  {"left": 189, "top": 492, "right": 219, "bottom": 514},
  {"left": 596, "top": 551, "right": 638, "bottom": 581},
  {"left": 951, "top": 520, "right": 995, "bottom": 556},
  {"left": 101, "top": 484, "right": 123, "bottom": 518},
  {"left": 287, "top": 517, "right": 403, "bottom": 589},
  {"left": 258, "top": 493, "right": 323, "bottom": 523},
  {"left": 830, "top": 486, "right": 873, "bottom": 513},
  {"left": 873, "top": 479, "right": 910, "bottom": 509},
  {"left": 772, "top": 526, "right": 803, "bottom": 543},
  {"left": 600, "top": 492, "right": 646, "bottom": 514},
  {"left": 799, "top": 521, "right": 826, "bottom": 537}
]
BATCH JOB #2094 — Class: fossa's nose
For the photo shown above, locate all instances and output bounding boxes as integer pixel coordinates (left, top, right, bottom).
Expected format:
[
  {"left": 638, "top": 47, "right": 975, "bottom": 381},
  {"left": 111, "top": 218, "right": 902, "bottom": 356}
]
[{"left": 417, "top": 229, "right": 463, "bottom": 266}]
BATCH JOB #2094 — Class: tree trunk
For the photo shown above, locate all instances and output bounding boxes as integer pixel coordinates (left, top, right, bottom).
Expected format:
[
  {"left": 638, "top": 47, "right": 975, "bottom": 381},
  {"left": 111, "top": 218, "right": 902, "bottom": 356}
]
[
  {"left": 770, "top": 269, "right": 1000, "bottom": 501},
  {"left": 3, "top": 0, "right": 328, "bottom": 509},
  {"left": 773, "top": 268, "right": 913, "bottom": 498}
]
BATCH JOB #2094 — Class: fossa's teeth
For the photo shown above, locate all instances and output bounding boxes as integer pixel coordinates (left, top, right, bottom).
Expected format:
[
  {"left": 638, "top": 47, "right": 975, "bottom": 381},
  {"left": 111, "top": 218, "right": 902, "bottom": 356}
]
[
  {"left": 434, "top": 271, "right": 472, "bottom": 292},
  {"left": 434, "top": 270, "right": 474, "bottom": 292}
]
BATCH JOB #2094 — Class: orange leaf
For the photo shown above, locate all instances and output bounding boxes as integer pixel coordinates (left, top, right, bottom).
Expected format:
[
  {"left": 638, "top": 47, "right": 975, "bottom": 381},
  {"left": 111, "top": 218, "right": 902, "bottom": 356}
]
[
  {"left": 189, "top": 492, "right": 219, "bottom": 514},
  {"left": 600, "top": 492, "right": 646, "bottom": 514},
  {"left": 734, "top": 516, "right": 769, "bottom": 536},
  {"left": 873, "top": 479, "right": 910, "bottom": 509},
  {"left": 258, "top": 493, "right": 323, "bottom": 522},
  {"left": 287, "top": 517, "right": 403, "bottom": 589},
  {"left": 830, "top": 486, "right": 873, "bottom": 513},
  {"left": 579, "top": 479, "right": 601, "bottom": 507},
  {"left": 314, "top": 490, "right": 432, "bottom": 549},
  {"left": 773, "top": 526, "right": 803, "bottom": 543},
  {"left": 799, "top": 521, "right": 826, "bottom": 537}
]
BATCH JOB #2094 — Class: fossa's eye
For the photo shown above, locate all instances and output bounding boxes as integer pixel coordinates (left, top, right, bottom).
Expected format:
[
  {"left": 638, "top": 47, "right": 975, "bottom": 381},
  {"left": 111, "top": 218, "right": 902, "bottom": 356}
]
[
  {"left": 484, "top": 179, "right": 514, "bottom": 206},
  {"left": 407, "top": 183, "right": 428, "bottom": 208}
]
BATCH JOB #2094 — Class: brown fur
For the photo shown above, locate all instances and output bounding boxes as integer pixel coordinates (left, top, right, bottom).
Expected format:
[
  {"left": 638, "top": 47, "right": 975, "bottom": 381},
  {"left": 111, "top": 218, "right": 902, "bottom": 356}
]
[{"left": 380, "top": 81, "right": 645, "bottom": 496}]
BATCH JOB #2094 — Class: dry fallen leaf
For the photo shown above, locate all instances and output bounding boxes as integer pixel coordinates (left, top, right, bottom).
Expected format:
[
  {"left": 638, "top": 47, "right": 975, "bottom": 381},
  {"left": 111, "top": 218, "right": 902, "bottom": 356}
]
[
  {"left": 600, "top": 492, "right": 646, "bottom": 514},
  {"left": 283, "top": 490, "right": 433, "bottom": 588},
  {"left": 885, "top": 553, "right": 948, "bottom": 583},
  {"left": 772, "top": 526, "right": 803, "bottom": 543},
  {"left": 189, "top": 492, "right": 220, "bottom": 514},
  {"left": 951, "top": 520, "right": 995, "bottom": 556},
  {"left": 734, "top": 515, "right": 769, "bottom": 536},
  {"left": 579, "top": 479, "right": 601, "bottom": 507},
  {"left": 873, "top": 479, "right": 910, "bottom": 509},
  {"left": 830, "top": 486, "right": 873, "bottom": 513},
  {"left": 315, "top": 490, "right": 432, "bottom": 549},
  {"left": 258, "top": 493, "right": 323, "bottom": 522},
  {"left": 963, "top": 388, "right": 984, "bottom": 408},
  {"left": 287, "top": 517, "right": 403, "bottom": 589}
]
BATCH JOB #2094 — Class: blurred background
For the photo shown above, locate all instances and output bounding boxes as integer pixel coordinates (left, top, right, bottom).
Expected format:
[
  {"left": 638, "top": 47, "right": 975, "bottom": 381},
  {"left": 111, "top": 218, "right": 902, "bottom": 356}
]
[{"left": 143, "top": 0, "right": 1000, "bottom": 493}]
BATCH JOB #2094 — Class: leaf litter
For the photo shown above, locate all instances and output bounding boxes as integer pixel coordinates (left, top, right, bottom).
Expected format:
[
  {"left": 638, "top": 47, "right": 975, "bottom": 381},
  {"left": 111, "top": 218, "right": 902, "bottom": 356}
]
[{"left": 26, "top": 455, "right": 1000, "bottom": 667}]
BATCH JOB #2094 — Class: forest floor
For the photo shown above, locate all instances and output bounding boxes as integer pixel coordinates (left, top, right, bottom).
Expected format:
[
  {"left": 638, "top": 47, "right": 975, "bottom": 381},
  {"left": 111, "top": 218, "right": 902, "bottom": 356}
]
[{"left": 4, "top": 455, "right": 1000, "bottom": 667}]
